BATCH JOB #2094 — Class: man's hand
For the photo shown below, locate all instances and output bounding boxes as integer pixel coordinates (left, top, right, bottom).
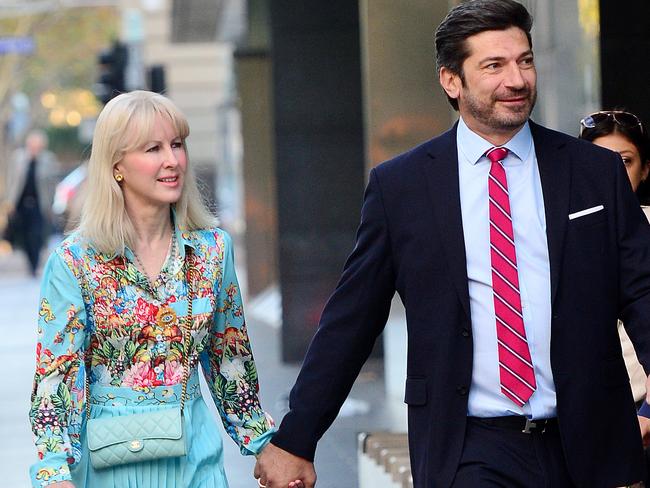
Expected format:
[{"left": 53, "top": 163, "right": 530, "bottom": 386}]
[{"left": 254, "top": 443, "right": 316, "bottom": 488}]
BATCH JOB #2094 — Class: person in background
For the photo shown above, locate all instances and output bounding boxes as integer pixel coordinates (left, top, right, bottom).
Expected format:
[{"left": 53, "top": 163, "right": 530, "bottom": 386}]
[
  {"left": 28, "top": 91, "right": 299, "bottom": 488},
  {"left": 579, "top": 109, "right": 650, "bottom": 486},
  {"left": 3, "top": 129, "right": 60, "bottom": 276}
]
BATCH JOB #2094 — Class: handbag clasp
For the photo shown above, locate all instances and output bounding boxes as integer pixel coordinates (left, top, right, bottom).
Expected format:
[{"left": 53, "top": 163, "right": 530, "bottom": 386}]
[{"left": 128, "top": 440, "right": 144, "bottom": 452}]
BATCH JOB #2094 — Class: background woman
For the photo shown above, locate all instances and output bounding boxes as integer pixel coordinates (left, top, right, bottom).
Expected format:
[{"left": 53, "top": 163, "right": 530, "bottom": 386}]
[
  {"left": 580, "top": 109, "right": 650, "bottom": 405},
  {"left": 28, "top": 91, "right": 277, "bottom": 487},
  {"left": 579, "top": 110, "right": 650, "bottom": 487}
]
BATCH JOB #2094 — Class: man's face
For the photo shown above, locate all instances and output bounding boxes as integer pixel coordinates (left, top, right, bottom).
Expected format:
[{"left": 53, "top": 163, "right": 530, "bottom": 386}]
[{"left": 440, "top": 27, "right": 537, "bottom": 144}]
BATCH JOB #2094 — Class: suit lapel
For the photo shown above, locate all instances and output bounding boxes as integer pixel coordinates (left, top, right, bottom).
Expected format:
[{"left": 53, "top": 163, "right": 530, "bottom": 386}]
[
  {"left": 421, "top": 124, "right": 471, "bottom": 321},
  {"left": 530, "top": 121, "right": 571, "bottom": 306}
]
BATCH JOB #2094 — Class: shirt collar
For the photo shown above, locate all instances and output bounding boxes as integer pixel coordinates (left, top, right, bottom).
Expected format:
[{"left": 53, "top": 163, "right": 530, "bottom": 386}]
[
  {"left": 457, "top": 117, "right": 533, "bottom": 166},
  {"left": 100, "top": 206, "right": 198, "bottom": 262}
]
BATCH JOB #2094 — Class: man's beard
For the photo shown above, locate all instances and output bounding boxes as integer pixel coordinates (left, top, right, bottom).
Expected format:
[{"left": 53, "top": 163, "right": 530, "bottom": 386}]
[{"left": 463, "top": 88, "right": 537, "bottom": 132}]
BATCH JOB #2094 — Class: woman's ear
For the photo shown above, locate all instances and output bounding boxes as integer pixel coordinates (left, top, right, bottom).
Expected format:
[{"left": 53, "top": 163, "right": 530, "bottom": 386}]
[{"left": 642, "top": 160, "right": 650, "bottom": 182}]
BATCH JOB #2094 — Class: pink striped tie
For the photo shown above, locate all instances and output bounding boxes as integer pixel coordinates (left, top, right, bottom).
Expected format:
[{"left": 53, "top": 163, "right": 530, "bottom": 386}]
[{"left": 487, "top": 147, "right": 536, "bottom": 407}]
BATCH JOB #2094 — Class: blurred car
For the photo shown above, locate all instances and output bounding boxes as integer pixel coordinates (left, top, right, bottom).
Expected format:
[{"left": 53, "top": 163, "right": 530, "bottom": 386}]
[{"left": 52, "top": 163, "right": 87, "bottom": 233}]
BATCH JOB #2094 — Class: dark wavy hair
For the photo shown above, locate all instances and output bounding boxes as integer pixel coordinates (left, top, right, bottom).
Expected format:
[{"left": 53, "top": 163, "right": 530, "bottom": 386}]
[
  {"left": 435, "top": 0, "right": 533, "bottom": 110},
  {"left": 579, "top": 110, "right": 650, "bottom": 204}
]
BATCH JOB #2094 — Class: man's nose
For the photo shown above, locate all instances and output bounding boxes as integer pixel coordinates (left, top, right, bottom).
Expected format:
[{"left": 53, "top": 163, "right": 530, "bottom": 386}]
[{"left": 504, "top": 63, "right": 526, "bottom": 89}]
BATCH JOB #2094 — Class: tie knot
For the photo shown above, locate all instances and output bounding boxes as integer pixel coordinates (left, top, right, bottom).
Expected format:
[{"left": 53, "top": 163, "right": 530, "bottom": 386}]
[{"left": 486, "top": 147, "right": 508, "bottom": 164}]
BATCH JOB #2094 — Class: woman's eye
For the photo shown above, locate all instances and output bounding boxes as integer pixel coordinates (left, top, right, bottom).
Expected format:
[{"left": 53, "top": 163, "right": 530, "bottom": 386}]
[
  {"left": 622, "top": 158, "right": 632, "bottom": 166},
  {"left": 146, "top": 145, "right": 159, "bottom": 153},
  {"left": 171, "top": 141, "right": 183, "bottom": 149}
]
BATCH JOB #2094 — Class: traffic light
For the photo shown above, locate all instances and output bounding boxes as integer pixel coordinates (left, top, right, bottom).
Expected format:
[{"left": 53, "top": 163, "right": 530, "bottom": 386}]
[{"left": 94, "top": 41, "right": 128, "bottom": 104}]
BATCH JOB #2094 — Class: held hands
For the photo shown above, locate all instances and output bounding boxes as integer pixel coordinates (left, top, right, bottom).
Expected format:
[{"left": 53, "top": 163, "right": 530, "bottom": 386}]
[
  {"left": 46, "top": 482, "right": 75, "bottom": 488},
  {"left": 254, "top": 443, "right": 316, "bottom": 488}
]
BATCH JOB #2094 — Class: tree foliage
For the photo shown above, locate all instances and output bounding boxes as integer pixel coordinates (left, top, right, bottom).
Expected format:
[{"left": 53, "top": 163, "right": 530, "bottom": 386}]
[{"left": 0, "top": 7, "right": 119, "bottom": 125}]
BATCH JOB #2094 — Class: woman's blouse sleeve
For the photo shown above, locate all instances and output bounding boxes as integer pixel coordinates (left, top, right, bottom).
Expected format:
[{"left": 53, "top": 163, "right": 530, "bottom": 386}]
[
  {"left": 200, "top": 230, "right": 276, "bottom": 456},
  {"left": 29, "top": 250, "right": 87, "bottom": 487}
]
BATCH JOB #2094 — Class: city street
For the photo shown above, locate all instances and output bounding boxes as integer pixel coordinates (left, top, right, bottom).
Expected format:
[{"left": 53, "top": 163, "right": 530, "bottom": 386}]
[{"left": 0, "top": 245, "right": 405, "bottom": 487}]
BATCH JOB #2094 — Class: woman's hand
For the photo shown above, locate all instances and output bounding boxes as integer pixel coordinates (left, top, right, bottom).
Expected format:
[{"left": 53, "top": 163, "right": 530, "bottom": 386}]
[{"left": 45, "top": 482, "right": 75, "bottom": 488}]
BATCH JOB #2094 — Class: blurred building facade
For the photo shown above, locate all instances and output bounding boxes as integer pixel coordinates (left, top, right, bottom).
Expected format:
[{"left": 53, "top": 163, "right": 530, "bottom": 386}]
[
  {"left": 233, "top": 0, "right": 650, "bottom": 367},
  {"left": 118, "top": 0, "right": 243, "bottom": 224},
  {"left": 84, "top": 0, "right": 650, "bottom": 365}
]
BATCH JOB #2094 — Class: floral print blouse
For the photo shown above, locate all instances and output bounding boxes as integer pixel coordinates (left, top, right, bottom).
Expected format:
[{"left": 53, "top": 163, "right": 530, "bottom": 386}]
[{"left": 29, "top": 226, "right": 275, "bottom": 486}]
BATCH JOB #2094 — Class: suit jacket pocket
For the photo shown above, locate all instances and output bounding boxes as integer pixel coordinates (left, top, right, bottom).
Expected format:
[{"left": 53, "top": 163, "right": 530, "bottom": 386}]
[
  {"left": 568, "top": 208, "right": 607, "bottom": 229},
  {"left": 404, "top": 377, "right": 427, "bottom": 406}
]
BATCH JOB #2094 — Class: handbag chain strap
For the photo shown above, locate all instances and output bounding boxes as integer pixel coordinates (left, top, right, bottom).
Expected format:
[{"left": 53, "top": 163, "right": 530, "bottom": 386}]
[
  {"left": 85, "top": 248, "right": 194, "bottom": 421},
  {"left": 179, "top": 248, "right": 193, "bottom": 414}
]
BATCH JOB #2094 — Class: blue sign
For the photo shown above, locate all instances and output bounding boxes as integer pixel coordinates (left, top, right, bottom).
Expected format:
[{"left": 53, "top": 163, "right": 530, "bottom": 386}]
[{"left": 0, "top": 37, "right": 35, "bottom": 55}]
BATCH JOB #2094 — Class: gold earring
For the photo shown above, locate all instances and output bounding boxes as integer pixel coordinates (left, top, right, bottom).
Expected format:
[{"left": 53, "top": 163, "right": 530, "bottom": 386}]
[{"left": 114, "top": 173, "right": 124, "bottom": 182}]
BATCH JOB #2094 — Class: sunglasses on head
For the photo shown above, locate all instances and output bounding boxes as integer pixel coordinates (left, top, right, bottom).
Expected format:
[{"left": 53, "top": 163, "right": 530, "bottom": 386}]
[{"left": 579, "top": 110, "right": 644, "bottom": 137}]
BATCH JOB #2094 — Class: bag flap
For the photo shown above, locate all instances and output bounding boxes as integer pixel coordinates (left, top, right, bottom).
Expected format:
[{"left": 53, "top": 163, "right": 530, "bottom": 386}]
[{"left": 87, "top": 408, "right": 182, "bottom": 451}]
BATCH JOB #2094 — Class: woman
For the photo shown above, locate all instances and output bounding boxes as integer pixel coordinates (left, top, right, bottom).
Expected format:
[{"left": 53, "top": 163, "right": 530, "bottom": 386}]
[
  {"left": 580, "top": 110, "right": 650, "bottom": 405},
  {"left": 28, "top": 91, "right": 287, "bottom": 488},
  {"left": 579, "top": 110, "right": 650, "bottom": 475}
]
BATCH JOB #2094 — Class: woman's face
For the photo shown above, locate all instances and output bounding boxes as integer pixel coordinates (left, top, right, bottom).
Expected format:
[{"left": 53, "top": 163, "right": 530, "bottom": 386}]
[
  {"left": 114, "top": 114, "right": 187, "bottom": 213},
  {"left": 592, "top": 133, "right": 649, "bottom": 192}
]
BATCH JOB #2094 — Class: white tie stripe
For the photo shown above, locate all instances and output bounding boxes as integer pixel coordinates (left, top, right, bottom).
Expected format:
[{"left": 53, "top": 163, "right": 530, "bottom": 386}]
[
  {"left": 492, "top": 267, "right": 520, "bottom": 294},
  {"left": 494, "top": 292, "right": 524, "bottom": 319},
  {"left": 489, "top": 173, "right": 509, "bottom": 195},
  {"left": 499, "top": 361, "right": 536, "bottom": 391},
  {"left": 489, "top": 196, "right": 512, "bottom": 222},
  {"left": 498, "top": 339, "right": 535, "bottom": 368},
  {"left": 490, "top": 221, "right": 516, "bottom": 246},
  {"left": 496, "top": 316, "right": 528, "bottom": 343},
  {"left": 490, "top": 244, "right": 518, "bottom": 270},
  {"left": 501, "top": 385, "right": 526, "bottom": 405}
]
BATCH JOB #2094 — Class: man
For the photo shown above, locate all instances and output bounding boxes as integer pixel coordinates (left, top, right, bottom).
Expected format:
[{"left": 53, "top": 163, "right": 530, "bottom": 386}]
[
  {"left": 255, "top": 1, "right": 650, "bottom": 486},
  {"left": 4, "top": 130, "right": 59, "bottom": 276}
]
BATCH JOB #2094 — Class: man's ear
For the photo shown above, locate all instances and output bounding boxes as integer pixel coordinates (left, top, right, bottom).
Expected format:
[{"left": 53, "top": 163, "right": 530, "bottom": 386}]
[{"left": 439, "top": 66, "right": 461, "bottom": 102}]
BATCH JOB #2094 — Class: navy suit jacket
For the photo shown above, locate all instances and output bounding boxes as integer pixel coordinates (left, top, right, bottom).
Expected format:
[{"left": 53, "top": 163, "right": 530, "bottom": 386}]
[{"left": 271, "top": 121, "right": 650, "bottom": 487}]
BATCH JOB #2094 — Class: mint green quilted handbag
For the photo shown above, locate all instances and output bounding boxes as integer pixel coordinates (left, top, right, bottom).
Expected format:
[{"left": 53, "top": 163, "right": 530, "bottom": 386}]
[
  {"left": 85, "top": 252, "right": 194, "bottom": 469},
  {"left": 87, "top": 407, "right": 185, "bottom": 469}
]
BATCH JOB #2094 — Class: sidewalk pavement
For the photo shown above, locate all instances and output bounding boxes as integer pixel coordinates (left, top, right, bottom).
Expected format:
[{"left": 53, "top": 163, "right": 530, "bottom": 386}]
[{"left": 1, "top": 245, "right": 406, "bottom": 487}]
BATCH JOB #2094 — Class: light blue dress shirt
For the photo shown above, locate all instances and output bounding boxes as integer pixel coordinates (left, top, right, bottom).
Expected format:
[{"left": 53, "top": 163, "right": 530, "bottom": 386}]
[{"left": 457, "top": 117, "right": 556, "bottom": 419}]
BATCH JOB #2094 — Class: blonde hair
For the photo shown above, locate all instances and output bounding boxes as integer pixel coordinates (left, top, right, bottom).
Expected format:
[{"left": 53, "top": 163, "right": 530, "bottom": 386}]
[{"left": 77, "top": 90, "right": 217, "bottom": 254}]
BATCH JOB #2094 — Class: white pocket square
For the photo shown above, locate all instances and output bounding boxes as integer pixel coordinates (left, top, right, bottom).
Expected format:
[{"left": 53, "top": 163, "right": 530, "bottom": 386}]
[{"left": 568, "top": 205, "right": 604, "bottom": 220}]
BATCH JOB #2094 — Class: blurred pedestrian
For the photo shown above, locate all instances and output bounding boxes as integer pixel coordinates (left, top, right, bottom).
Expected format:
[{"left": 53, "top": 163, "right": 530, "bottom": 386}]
[
  {"left": 3, "top": 129, "right": 60, "bottom": 276},
  {"left": 254, "top": 1, "right": 650, "bottom": 487},
  {"left": 28, "top": 91, "right": 288, "bottom": 488},
  {"left": 579, "top": 109, "right": 650, "bottom": 487}
]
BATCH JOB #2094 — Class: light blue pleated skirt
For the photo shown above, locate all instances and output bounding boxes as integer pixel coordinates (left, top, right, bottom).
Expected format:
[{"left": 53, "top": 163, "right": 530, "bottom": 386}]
[{"left": 72, "top": 374, "right": 229, "bottom": 488}]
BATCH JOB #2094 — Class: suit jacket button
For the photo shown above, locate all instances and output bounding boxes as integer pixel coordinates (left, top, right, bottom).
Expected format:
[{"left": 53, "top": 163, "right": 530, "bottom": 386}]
[
  {"left": 457, "top": 386, "right": 468, "bottom": 396},
  {"left": 461, "top": 328, "right": 470, "bottom": 337}
]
